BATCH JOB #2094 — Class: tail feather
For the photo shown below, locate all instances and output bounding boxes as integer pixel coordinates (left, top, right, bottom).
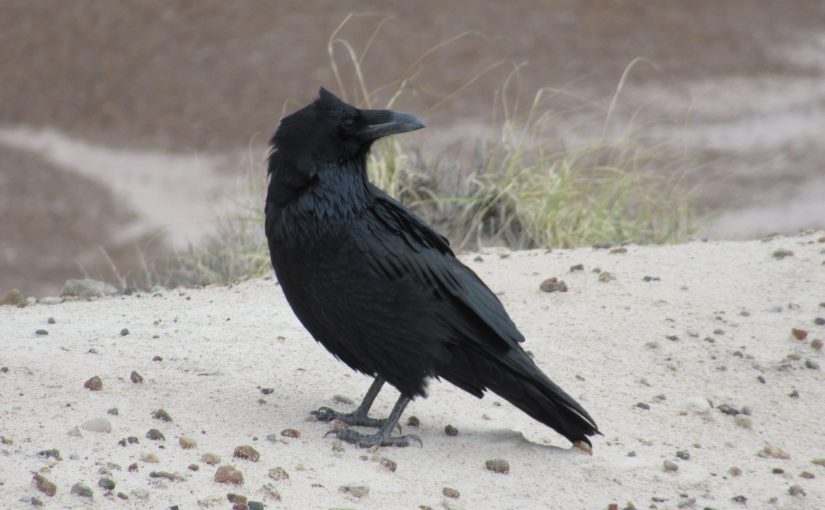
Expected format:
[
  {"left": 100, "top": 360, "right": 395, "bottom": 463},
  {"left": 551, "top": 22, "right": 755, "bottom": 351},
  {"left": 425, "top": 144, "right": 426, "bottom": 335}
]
[{"left": 443, "top": 348, "right": 599, "bottom": 446}]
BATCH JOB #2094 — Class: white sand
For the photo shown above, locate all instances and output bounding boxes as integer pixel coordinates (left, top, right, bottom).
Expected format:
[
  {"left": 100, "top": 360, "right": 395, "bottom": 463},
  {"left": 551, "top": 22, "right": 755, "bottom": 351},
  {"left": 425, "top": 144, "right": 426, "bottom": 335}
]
[{"left": 2, "top": 233, "right": 824, "bottom": 509}]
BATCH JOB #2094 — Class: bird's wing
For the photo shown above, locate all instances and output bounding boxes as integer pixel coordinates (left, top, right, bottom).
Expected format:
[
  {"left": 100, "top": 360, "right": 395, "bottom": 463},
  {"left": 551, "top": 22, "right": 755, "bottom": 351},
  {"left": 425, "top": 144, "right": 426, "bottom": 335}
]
[{"left": 360, "top": 188, "right": 525, "bottom": 350}]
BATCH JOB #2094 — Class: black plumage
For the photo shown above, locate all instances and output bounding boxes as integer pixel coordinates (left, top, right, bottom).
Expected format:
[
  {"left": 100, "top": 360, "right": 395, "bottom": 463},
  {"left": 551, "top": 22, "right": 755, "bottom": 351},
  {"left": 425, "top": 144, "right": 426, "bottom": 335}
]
[{"left": 265, "top": 88, "right": 599, "bottom": 448}]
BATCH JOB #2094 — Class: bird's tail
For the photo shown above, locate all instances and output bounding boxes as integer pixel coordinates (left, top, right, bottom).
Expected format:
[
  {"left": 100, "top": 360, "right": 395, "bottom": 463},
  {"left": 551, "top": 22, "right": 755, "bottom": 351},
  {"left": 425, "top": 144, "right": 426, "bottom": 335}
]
[{"left": 486, "top": 350, "right": 599, "bottom": 447}]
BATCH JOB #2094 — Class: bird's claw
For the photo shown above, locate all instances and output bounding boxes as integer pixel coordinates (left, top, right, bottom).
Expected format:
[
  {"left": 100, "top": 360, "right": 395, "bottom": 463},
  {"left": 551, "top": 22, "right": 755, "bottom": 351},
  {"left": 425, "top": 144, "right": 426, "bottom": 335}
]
[
  {"left": 310, "top": 406, "right": 338, "bottom": 422},
  {"left": 327, "top": 428, "right": 422, "bottom": 448},
  {"left": 310, "top": 406, "right": 399, "bottom": 431}
]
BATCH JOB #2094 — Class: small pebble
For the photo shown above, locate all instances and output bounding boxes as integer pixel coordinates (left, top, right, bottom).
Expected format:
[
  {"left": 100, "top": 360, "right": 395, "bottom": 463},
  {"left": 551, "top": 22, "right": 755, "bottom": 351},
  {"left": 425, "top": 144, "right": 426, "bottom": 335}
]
[
  {"left": 407, "top": 416, "right": 420, "bottom": 427},
  {"left": 107, "top": 407, "right": 119, "bottom": 416},
  {"left": 84, "top": 376, "right": 103, "bottom": 391},
  {"left": 280, "top": 428, "right": 300, "bottom": 439},
  {"left": 260, "top": 387, "right": 274, "bottom": 395},
  {"left": 214, "top": 465, "right": 244, "bottom": 485},
  {"left": 268, "top": 467, "right": 289, "bottom": 480},
  {"left": 35, "top": 329, "right": 49, "bottom": 336},
  {"left": 717, "top": 404, "right": 740, "bottom": 416},
  {"left": 188, "top": 464, "right": 199, "bottom": 471},
  {"left": 98, "top": 478, "right": 115, "bottom": 490},
  {"left": 805, "top": 359, "right": 819, "bottom": 370},
  {"left": 201, "top": 453, "right": 221, "bottom": 465},
  {"left": 731, "top": 495, "right": 747, "bottom": 504},
  {"left": 339, "top": 485, "right": 369, "bottom": 498},
  {"left": 728, "top": 466, "right": 742, "bottom": 476},
  {"left": 139, "top": 453, "right": 158, "bottom": 463},
  {"left": 179, "top": 436, "right": 197, "bottom": 449},
  {"left": 484, "top": 459, "right": 510, "bottom": 474},
  {"left": 248, "top": 501, "right": 265, "bottom": 510},
  {"left": 444, "top": 424, "right": 459, "bottom": 436},
  {"left": 259, "top": 483, "right": 282, "bottom": 501},
  {"left": 70, "top": 482, "right": 93, "bottom": 498},
  {"left": 539, "top": 277, "right": 568, "bottom": 293},
  {"left": 81, "top": 417, "right": 112, "bottom": 433},
  {"left": 734, "top": 415, "right": 753, "bottom": 429},
  {"left": 811, "top": 338, "right": 823, "bottom": 350},
  {"left": 642, "top": 276, "right": 660, "bottom": 282},
  {"left": 442, "top": 487, "right": 460, "bottom": 498},
  {"left": 683, "top": 397, "right": 711, "bottom": 414},
  {"left": 149, "top": 471, "right": 182, "bottom": 481},
  {"left": 800, "top": 471, "right": 815, "bottom": 479},
  {"left": 234, "top": 445, "right": 260, "bottom": 462},
  {"left": 332, "top": 394, "right": 352, "bottom": 404},
  {"left": 814, "top": 317, "right": 825, "bottom": 326},
  {"left": 598, "top": 272, "right": 616, "bottom": 283},
  {"left": 120, "top": 328, "right": 130, "bottom": 336},
  {"left": 676, "top": 451, "right": 690, "bottom": 460},
  {"left": 227, "top": 493, "right": 247, "bottom": 505},
  {"left": 152, "top": 355, "right": 162, "bottom": 362},
  {"left": 792, "top": 328, "right": 808, "bottom": 340},
  {"left": 33, "top": 474, "right": 56, "bottom": 496},
  {"left": 152, "top": 409, "right": 172, "bottom": 422},
  {"left": 635, "top": 402, "right": 649, "bottom": 410},
  {"left": 130, "top": 371, "right": 143, "bottom": 384},
  {"left": 663, "top": 460, "right": 679, "bottom": 472},
  {"left": 570, "top": 264, "right": 584, "bottom": 272},
  {"left": 47, "top": 317, "right": 56, "bottom": 324},
  {"left": 37, "top": 448, "right": 61, "bottom": 460},
  {"left": 811, "top": 458, "right": 825, "bottom": 467},
  {"left": 128, "top": 463, "right": 139, "bottom": 472},
  {"left": 788, "top": 484, "right": 805, "bottom": 496},
  {"left": 379, "top": 457, "right": 397, "bottom": 472},
  {"left": 772, "top": 467, "right": 784, "bottom": 474},
  {"left": 145, "top": 428, "right": 165, "bottom": 441},
  {"left": 772, "top": 249, "right": 793, "bottom": 259},
  {"left": 763, "top": 443, "right": 790, "bottom": 459}
]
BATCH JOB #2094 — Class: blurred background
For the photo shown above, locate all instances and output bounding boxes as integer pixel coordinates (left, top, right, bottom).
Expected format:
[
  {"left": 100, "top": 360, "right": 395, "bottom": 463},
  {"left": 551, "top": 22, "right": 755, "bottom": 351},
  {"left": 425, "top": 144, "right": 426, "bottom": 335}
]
[{"left": 2, "top": 0, "right": 824, "bottom": 297}]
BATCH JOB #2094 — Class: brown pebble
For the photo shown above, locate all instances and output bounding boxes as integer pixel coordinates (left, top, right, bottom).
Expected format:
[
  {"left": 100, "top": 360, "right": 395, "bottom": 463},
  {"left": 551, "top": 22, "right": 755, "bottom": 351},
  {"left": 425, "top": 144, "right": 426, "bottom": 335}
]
[
  {"left": 792, "top": 328, "right": 808, "bottom": 340},
  {"left": 728, "top": 466, "right": 742, "bottom": 477},
  {"left": 811, "top": 339, "right": 823, "bottom": 350},
  {"left": 179, "top": 436, "right": 197, "bottom": 449},
  {"left": 33, "top": 473, "right": 56, "bottom": 496},
  {"left": 117, "top": 492, "right": 128, "bottom": 500},
  {"left": 233, "top": 445, "right": 260, "bottom": 462},
  {"left": 130, "top": 371, "right": 143, "bottom": 384},
  {"left": 84, "top": 376, "right": 103, "bottom": 391},
  {"left": 598, "top": 272, "right": 616, "bottom": 283},
  {"left": 540, "top": 277, "right": 568, "bottom": 293},
  {"left": 800, "top": 471, "right": 815, "bottom": 479},
  {"left": 201, "top": 453, "right": 221, "bottom": 465},
  {"left": 259, "top": 483, "right": 282, "bottom": 501},
  {"left": 280, "top": 428, "right": 301, "bottom": 439},
  {"left": 570, "top": 263, "right": 584, "bottom": 272},
  {"left": 442, "top": 487, "right": 460, "bottom": 498},
  {"left": 145, "top": 428, "right": 165, "bottom": 441},
  {"left": 152, "top": 409, "right": 172, "bottom": 422},
  {"left": 609, "top": 247, "right": 627, "bottom": 254},
  {"left": 773, "top": 249, "right": 794, "bottom": 259},
  {"left": 268, "top": 467, "right": 289, "bottom": 481},
  {"left": 152, "top": 355, "right": 162, "bottom": 362},
  {"left": 214, "top": 465, "right": 244, "bottom": 485},
  {"left": 731, "top": 495, "right": 747, "bottom": 504},
  {"left": 139, "top": 453, "right": 159, "bottom": 464},
  {"left": 128, "top": 463, "right": 139, "bottom": 472},
  {"left": 444, "top": 424, "right": 459, "bottom": 436},
  {"left": 379, "top": 457, "right": 397, "bottom": 472},
  {"left": 407, "top": 416, "right": 420, "bottom": 427},
  {"left": 485, "top": 459, "right": 510, "bottom": 474},
  {"left": 763, "top": 443, "right": 790, "bottom": 459},
  {"left": 663, "top": 460, "right": 678, "bottom": 472},
  {"left": 188, "top": 464, "right": 200, "bottom": 471}
]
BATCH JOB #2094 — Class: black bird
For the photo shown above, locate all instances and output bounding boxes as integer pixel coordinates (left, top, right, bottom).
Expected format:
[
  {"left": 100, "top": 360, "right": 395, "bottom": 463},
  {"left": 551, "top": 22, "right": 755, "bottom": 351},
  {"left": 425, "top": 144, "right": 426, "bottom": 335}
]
[{"left": 265, "top": 88, "right": 599, "bottom": 449}]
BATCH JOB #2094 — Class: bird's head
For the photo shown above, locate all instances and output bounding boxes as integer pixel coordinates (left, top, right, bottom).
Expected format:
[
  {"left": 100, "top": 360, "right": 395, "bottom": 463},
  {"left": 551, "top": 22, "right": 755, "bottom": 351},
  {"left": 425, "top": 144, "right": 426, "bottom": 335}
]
[{"left": 268, "top": 88, "right": 425, "bottom": 182}]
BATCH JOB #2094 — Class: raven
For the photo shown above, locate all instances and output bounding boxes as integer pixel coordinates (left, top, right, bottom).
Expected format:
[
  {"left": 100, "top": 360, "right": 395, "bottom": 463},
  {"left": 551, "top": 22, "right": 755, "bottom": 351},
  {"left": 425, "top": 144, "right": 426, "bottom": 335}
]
[{"left": 265, "top": 88, "right": 599, "bottom": 449}]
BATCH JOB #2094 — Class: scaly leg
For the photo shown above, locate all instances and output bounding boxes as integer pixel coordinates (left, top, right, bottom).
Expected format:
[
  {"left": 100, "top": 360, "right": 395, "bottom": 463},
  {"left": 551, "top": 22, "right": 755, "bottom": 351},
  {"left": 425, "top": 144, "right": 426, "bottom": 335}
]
[
  {"left": 311, "top": 377, "right": 386, "bottom": 428},
  {"left": 326, "top": 394, "right": 422, "bottom": 447}
]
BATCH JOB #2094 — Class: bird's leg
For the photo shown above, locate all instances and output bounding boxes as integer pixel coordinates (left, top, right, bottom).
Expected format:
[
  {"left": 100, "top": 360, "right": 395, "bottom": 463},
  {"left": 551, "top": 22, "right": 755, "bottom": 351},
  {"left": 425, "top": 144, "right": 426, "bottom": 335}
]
[
  {"left": 311, "top": 376, "right": 386, "bottom": 428},
  {"left": 326, "top": 394, "right": 422, "bottom": 448}
]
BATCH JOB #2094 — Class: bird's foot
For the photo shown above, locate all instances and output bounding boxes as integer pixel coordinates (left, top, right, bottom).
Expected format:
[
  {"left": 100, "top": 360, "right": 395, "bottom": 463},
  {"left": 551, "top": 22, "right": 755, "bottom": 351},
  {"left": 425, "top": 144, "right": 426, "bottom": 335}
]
[
  {"left": 311, "top": 406, "right": 385, "bottom": 429},
  {"left": 325, "top": 428, "right": 422, "bottom": 448}
]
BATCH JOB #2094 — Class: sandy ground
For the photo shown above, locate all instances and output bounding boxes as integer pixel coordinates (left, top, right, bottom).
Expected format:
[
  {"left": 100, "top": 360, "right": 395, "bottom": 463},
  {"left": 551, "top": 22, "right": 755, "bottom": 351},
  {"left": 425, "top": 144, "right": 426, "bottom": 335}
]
[{"left": 2, "top": 233, "right": 825, "bottom": 509}]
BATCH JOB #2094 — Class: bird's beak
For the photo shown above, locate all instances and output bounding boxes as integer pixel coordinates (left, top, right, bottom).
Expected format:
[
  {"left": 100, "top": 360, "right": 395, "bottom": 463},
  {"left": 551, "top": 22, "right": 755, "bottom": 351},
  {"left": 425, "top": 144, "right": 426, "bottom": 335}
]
[{"left": 357, "top": 109, "right": 425, "bottom": 142}]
